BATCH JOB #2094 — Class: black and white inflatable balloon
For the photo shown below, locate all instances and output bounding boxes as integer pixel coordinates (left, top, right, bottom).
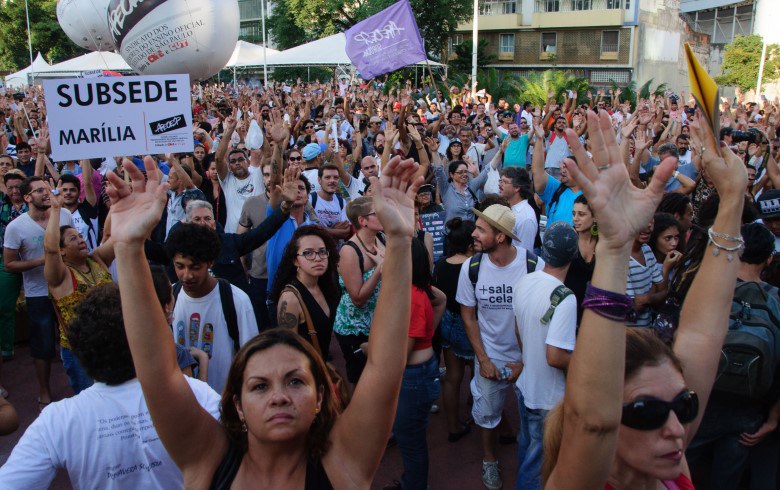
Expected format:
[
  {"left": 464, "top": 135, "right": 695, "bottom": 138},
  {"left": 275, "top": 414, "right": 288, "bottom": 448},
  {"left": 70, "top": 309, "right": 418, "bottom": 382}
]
[{"left": 107, "top": 0, "right": 240, "bottom": 80}]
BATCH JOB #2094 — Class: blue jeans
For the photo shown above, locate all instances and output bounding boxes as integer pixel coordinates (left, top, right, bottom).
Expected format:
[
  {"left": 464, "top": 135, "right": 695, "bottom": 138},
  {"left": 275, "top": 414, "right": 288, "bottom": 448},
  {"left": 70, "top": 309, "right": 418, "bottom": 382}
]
[
  {"left": 393, "top": 356, "right": 441, "bottom": 490},
  {"left": 515, "top": 391, "right": 547, "bottom": 490},
  {"left": 247, "top": 276, "right": 270, "bottom": 330},
  {"left": 25, "top": 296, "right": 57, "bottom": 360},
  {"left": 686, "top": 399, "right": 764, "bottom": 490},
  {"left": 61, "top": 347, "right": 93, "bottom": 394}
]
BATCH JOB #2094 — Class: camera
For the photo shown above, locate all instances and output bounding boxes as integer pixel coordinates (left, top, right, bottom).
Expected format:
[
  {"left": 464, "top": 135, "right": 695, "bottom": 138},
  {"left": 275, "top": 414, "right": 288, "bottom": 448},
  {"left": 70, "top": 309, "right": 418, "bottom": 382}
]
[{"left": 732, "top": 128, "right": 761, "bottom": 145}]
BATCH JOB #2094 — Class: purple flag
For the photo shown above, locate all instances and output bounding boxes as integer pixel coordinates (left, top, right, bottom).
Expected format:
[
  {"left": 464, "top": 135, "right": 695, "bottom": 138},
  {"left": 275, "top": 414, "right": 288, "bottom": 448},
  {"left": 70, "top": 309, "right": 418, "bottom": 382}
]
[{"left": 344, "top": 0, "right": 427, "bottom": 79}]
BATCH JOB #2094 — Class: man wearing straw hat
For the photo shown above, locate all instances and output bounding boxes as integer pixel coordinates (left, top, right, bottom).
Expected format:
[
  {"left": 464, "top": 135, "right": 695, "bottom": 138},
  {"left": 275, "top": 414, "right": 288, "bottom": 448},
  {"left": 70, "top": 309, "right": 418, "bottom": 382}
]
[{"left": 456, "top": 204, "right": 542, "bottom": 490}]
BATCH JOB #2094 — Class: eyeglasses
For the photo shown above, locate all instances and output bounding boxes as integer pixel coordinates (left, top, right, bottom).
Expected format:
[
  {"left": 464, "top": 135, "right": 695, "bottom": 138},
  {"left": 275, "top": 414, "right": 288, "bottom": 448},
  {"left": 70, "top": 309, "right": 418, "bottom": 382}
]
[
  {"left": 288, "top": 156, "right": 302, "bottom": 161},
  {"left": 27, "top": 187, "right": 47, "bottom": 196},
  {"left": 621, "top": 390, "right": 698, "bottom": 431},
  {"left": 304, "top": 125, "right": 314, "bottom": 129},
  {"left": 228, "top": 157, "right": 247, "bottom": 165},
  {"left": 453, "top": 170, "right": 469, "bottom": 175},
  {"left": 298, "top": 248, "right": 329, "bottom": 260}
]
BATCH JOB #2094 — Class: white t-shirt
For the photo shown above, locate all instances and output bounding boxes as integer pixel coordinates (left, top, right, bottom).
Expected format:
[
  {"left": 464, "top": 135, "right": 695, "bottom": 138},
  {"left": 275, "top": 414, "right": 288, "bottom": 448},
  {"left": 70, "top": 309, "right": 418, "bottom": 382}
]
[
  {"left": 344, "top": 174, "right": 368, "bottom": 200},
  {"left": 0, "top": 377, "right": 220, "bottom": 490},
  {"left": 511, "top": 200, "right": 538, "bottom": 252},
  {"left": 309, "top": 192, "right": 347, "bottom": 228},
  {"left": 3, "top": 210, "right": 74, "bottom": 297},
  {"left": 219, "top": 166, "right": 265, "bottom": 233},
  {"left": 173, "top": 282, "right": 258, "bottom": 393},
  {"left": 302, "top": 168, "right": 321, "bottom": 192},
  {"left": 71, "top": 204, "right": 99, "bottom": 252},
  {"left": 513, "top": 270, "right": 576, "bottom": 410},
  {"left": 456, "top": 250, "right": 541, "bottom": 362}
]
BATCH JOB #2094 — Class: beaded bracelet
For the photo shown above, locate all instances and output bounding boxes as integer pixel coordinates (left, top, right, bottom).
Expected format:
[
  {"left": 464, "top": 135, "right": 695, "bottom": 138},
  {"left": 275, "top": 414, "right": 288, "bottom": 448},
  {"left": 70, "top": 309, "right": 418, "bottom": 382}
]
[
  {"left": 581, "top": 282, "right": 633, "bottom": 322},
  {"left": 707, "top": 228, "right": 744, "bottom": 262}
]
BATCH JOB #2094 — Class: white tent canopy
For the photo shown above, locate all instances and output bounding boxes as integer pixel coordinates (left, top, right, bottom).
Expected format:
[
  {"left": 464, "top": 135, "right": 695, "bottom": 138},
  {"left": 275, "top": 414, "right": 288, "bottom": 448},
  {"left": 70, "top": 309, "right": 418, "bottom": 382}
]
[
  {"left": 266, "top": 33, "right": 445, "bottom": 68},
  {"left": 38, "top": 51, "right": 133, "bottom": 76},
  {"left": 4, "top": 53, "right": 51, "bottom": 88},
  {"left": 226, "top": 40, "right": 280, "bottom": 68}
]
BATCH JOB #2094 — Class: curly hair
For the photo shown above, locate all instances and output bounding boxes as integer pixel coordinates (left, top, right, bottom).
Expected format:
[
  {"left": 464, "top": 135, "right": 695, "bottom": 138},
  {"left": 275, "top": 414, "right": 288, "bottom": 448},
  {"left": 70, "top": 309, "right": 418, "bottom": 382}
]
[
  {"left": 68, "top": 283, "right": 136, "bottom": 385},
  {"left": 270, "top": 225, "right": 340, "bottom": 305},
  {"left": 164, "top": 222, "right": 221, "bottom": 264},
  {"left": 220, "top": 328, "right": 341, "bottom": 460}
]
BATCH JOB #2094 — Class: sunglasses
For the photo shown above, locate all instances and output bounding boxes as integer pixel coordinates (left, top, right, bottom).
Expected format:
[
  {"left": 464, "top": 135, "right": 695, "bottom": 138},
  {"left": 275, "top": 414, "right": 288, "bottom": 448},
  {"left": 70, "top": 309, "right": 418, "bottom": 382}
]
[
  {"left": 288, "top": 156, "right": 302, "bottom": 161},
  {"left": 304, "top": 125, "right": 314, "bottom": 129},
  {"left": 621, "top": 390, "right": 698, "bottom": 431}
]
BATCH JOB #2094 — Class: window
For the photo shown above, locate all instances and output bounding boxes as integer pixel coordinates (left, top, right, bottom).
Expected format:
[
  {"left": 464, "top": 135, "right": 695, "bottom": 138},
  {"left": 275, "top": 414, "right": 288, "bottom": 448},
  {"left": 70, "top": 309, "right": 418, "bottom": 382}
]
[
  {"left": 481, "top": 1, "right": 517, "bottom": 15},
  {"left": 545, "top": 0, "right": 560, "bottom": 12},
  {"left": 571, "top": 0, "right": 591, "bottom": 10},
  {"left": 606, "top": 0, "right": 622, "bottom": 8},
  {"left": 541, "top": 32, "right": 557, "bottom": 53},
  {"left": 449, "top": 34, "right": 463, "bottom": 53},
  {"left": 601, "top": 30, "right": 619, "bottom": 54},
  {"left": 499, "top": 33, "right": 515, "bottom": 54},
  {"left": 625, "top": 0, "right": 630, "bottom": 9}
]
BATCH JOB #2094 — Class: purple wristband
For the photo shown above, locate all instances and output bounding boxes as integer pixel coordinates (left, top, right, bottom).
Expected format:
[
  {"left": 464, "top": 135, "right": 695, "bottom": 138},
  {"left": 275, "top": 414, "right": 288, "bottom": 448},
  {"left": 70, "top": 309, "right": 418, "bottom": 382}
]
[{"left": 581, "top": 282, "right": 633, "bottom": 322}]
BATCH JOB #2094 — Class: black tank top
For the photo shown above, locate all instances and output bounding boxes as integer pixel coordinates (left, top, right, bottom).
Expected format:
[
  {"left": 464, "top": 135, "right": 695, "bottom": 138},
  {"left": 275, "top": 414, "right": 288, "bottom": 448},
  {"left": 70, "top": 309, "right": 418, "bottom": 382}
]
[
  {"left": 291, "top": 278, "right": 337, "bottom": 357},
  {"left": 209, "top": 440, "right": 334, "bottom": 490}
]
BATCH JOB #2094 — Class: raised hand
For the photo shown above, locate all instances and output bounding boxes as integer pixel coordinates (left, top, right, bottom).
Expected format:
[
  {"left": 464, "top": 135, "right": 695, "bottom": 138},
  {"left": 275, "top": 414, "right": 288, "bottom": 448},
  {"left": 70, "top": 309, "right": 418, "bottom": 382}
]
[
  {"left": 105, "top": 159, "right": 169, "bottom": 245},
  {"left": 690, "top": 114, "right": 747, "bottom": 200},
  {"left": 276, "top": 166, "right": 300, "bottom": 205},
  {"left": 563, "top": 110, "right": 675, "bottom": 252},
  {"left": 424, "top": 136, "right": 439, "bottom": 153},
  {"left": 370, "top": 156, "right": 422, "bottom": 238}
]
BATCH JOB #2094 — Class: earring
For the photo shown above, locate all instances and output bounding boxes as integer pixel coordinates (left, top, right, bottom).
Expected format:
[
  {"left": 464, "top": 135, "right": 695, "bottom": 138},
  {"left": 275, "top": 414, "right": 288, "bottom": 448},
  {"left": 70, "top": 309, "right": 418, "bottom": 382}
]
[
  {"left": 240, "top": 418, "right": 247, "bottom": 432},
  {"left": 314, "top": 408, "right": 320, "bottom": 415},
  {"left": 589, "top": 222, "right": 599, "bottom": 237}
]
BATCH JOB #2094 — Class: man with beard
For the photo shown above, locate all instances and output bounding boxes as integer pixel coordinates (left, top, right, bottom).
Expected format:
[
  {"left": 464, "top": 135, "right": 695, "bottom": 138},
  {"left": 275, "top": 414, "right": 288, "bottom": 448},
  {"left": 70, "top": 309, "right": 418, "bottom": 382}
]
[
  {"left": 501, "top": 122, "right": 530, "bottom": 168},
  {"left": 456, "top": 204, "right": 539, "bottom": 490},
  {"left": 58, "top": 161, "right": 98, "bottom": 252},
  {"left": 213, "top": 113, "right": 265, "bottom": 232},
  {"left": 543, "top": 116, "right": 572, "bottom": 178},
  {"left": 4, "top": 176, "right": 74, "bottom": 409},
  {"left": 310, "top": 165, "right": 352, "bottom": 240},
  {"left": 531, "top": 122, "right": 581, "bottom": 226},
  {"left": 499, "top": 167, "right": 537, "bottom": 252}
]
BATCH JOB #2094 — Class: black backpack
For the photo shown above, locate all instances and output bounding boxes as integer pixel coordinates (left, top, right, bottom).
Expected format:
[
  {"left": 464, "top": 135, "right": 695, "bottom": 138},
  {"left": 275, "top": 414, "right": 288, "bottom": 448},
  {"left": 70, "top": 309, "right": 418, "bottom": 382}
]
[
  {"left": 310, "top": 191, "right": 345, "bottom": 211},
  {"left": 173, "top": 278, "right": 240, "bottom": 353},
  {"left": 714, "top": 281, "right": 780, "bottom": 400},
  {"left": 468, "top": 250, "right": 539, "bottom": 291}
]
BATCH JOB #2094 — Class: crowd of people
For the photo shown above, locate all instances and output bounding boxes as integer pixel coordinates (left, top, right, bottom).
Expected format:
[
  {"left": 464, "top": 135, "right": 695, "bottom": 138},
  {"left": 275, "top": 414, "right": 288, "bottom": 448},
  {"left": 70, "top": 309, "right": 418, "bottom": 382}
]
[{"left": 0, "top": 74, "right": 778, "bottom": 490}]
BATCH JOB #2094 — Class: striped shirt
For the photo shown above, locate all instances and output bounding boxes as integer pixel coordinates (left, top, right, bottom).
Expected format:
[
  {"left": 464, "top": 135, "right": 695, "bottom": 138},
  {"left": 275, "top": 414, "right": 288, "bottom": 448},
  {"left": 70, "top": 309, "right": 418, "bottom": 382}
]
[{"left": 626, "top": 244, "right": 663, "bottom": 327}]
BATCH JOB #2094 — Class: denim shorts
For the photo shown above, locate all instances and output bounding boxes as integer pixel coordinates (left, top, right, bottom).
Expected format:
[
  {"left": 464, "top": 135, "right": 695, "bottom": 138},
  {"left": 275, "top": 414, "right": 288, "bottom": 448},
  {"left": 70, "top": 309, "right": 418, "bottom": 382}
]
[
  {"left": 439, "top": 309, "right": 475, "bottom": 360},
  {"left": 25, "top": 296, "right": 57, "bottom": 360}
]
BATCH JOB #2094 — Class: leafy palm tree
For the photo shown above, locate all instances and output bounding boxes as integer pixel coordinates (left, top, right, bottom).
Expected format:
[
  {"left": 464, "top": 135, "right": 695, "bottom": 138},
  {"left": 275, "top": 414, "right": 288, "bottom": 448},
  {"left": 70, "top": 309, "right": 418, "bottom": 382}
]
[
  {"left": 609, "top": 79, "right": 667, "bottom": 110},
  {"left": 517, "top": 70, "right": 591, "bottom": 106}
]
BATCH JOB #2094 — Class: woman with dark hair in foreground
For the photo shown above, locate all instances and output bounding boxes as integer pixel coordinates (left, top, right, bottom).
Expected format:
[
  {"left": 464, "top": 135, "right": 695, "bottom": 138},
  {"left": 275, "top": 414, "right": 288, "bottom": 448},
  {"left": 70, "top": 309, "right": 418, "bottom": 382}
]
[{"left": 105, "top": 155, "right": 422, "bottom": 488}]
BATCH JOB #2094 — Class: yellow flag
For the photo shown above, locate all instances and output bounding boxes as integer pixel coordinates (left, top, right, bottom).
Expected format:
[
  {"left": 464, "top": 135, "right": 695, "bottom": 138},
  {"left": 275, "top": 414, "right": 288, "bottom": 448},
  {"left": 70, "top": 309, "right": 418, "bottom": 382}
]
[{"left": 684, "top": 43, "right": 719, "bottom": 137}]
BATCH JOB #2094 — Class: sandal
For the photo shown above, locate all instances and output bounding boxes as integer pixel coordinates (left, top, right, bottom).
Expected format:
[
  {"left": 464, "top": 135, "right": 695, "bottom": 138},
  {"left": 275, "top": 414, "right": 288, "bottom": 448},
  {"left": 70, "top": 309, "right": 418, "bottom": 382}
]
[{"left": 448, "top": 423, "right": 471, "bottom": 442}]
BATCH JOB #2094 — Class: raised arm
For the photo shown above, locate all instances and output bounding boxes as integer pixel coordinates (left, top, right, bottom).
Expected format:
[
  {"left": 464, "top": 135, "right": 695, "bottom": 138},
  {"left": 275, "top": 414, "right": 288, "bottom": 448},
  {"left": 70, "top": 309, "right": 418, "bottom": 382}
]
[
  {"left": 105, "top": 160, "right": 227, "bottom": 478},
  {"left": 214, "top": 109, "right": 238, "bottom": 181},
  {"left": 531, "top": 122, "right": 549, "bottom": 194},
  {"left": 43, "top": 185, "right": 70, "bottom": 296},
  {"left": 327, "top": 156, "right": 422, "bottom": 486},
  {"left": 546, "top": 110, "right": 675, "bottom": 489},
  {"left": 674, "top": 116, "right": 746, "bottom": 446}
]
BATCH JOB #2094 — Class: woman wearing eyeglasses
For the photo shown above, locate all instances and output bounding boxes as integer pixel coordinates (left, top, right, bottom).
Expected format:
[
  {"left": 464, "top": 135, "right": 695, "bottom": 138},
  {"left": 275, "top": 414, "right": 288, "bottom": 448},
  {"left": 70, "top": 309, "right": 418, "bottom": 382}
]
[
  {"left": 541, "top": 111, "right": 745, "bottom": 490},
  {"left": 271, "top": 226, "right": 341, "bottom": 358}
]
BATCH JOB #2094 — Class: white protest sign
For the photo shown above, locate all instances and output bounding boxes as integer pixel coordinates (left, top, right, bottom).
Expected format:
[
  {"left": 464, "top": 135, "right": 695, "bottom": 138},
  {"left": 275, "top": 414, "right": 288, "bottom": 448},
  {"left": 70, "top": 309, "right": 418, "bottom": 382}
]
[{"left": 43, "top": 74, "right": 193, "bottom": 161}]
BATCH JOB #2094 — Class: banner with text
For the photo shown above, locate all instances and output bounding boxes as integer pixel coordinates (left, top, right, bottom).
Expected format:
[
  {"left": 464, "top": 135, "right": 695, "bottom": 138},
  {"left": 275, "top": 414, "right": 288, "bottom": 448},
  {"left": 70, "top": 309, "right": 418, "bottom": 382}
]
[
  {"left": 43, "top": 74, "right": 193, "bottom": 161},
  {"left": 344, "top": 0, "right": 426, "bottom": 80}
]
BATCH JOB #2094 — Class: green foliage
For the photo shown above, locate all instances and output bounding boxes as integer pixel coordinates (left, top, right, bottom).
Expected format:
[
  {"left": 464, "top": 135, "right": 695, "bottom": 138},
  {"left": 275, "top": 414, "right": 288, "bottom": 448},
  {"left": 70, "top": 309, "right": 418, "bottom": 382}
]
[
  {"left": 0, "top": 0, "right": 86, "bottom": 72},
  {"left": 266, "top": 0, "right": 314, "bottom": 50},
  {"left": 271, "top": 66, "right": 335, "bottom": 83},
  {"left": 449, "top": 39, "right": 496, "bottom": 74},
  {"left": 274, "top": 0, "right": 471, "bottom": 60},
  {"left": 608, "top": 79, "right": 666, "bottom": 110},
  {"left": 715, "top": 34, "right": 780, "bottom": 92},
  {"left": 517, "top": 70, "right": 591, "bottom": 106}
]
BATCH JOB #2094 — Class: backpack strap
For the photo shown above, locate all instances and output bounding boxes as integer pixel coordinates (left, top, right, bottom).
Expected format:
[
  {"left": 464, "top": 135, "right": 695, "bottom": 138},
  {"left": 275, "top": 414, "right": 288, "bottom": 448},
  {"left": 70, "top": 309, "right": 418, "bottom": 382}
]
[
  {"left": 217, "top": 279, "right": 241, "bottom": 353},
  {"left": 525, "top": 249, "right": 539, "bottom": 274},
  {"left": 282, "top": 284, "right": 323, "bottom": 357},
  {"left": 548, "top": 183, "right": 568, "bottom": 216},
  {"left": 344, "top": 241, "right": 365, "bottom": 273},
  {"left": 310, "top": 191, "right": 318, "bottom": 209},
  {"left": 173, "top": 281, "right": 182, "bottom": 301},
  {"left": 466, "top": 187, "right": 480, "bottom": 208},
  {"left": 468, "top": 252, "right": 483, "bottom": 291},
  {"left": 336, "top": 192, "right": 345, "bottom": 210},
  {"left": 540, "top": 285, "right": 573, "bottom": 326}
]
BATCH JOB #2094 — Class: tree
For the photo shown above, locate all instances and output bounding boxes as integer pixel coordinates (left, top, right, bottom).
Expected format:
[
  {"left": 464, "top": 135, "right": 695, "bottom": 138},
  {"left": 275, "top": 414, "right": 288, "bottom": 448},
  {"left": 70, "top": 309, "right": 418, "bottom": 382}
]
[
  {"left": 518, "top": 70, "right": 591, "bottom": 106},
  {"left": 715, "top": 34, "right": 780, "bottom": 92},
  {"left": 273, "top": 0, "right": 471, "bottom": 60},
  {"left": 0, "top": 0, "right": 86, "bottom": 71},
  {"left": 609, "top": 79, "right": 667, "bottom": 110},
  {"left": 449, "top": 39, "right": 495, "bottom": 74}
]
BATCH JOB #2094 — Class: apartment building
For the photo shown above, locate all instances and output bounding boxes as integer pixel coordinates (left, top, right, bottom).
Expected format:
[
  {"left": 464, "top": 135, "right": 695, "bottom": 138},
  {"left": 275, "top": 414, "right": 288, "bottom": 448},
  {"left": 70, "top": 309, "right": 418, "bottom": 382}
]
[
  {"left": 450, "top": 0, "right": 699, "bottom": 90},
  {"left": 238, "top": 0, "right": 275, "bottom": 47}
]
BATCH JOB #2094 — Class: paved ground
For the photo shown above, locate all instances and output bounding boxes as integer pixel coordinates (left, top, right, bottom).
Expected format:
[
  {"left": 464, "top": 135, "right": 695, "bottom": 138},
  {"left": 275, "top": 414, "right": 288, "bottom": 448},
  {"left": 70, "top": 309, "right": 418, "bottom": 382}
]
[{"left": 1, "top": 338, "right": 521, "bottom": 489}]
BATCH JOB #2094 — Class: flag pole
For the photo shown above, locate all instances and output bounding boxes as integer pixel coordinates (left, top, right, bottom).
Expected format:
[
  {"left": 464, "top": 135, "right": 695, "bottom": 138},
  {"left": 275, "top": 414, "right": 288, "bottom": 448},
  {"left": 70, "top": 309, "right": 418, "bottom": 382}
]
[{"left": 25, "top": 0, "right": 35, "bottom": 86}]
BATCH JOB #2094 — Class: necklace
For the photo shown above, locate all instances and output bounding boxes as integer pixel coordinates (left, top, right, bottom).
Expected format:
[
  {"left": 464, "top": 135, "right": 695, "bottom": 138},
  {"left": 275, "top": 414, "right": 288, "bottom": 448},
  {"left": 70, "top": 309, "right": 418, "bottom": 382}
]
[
  {"left": 71, "top": 261, "right": 99, "bottom": 287},
  {"left": 355, "top": 232, "right": 377, "bottom": 254}
]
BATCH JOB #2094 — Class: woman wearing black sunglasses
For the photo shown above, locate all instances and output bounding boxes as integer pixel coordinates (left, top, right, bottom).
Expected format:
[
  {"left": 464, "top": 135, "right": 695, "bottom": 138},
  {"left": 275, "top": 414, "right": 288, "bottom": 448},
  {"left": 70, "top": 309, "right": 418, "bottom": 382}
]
[{"left": 541, "top": 111, "right": 745, "bottom": 489}]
